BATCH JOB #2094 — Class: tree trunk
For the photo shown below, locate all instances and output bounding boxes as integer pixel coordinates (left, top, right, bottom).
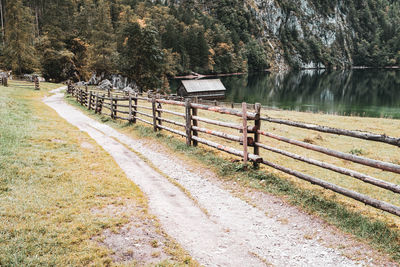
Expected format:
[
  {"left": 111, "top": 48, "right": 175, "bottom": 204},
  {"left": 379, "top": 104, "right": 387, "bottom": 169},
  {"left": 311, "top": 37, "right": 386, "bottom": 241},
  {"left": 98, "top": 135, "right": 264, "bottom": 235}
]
[
  {"left": 35, "top": 6, "right": 39, "bottom": 37},
  {"left": 0, "top": 0, "right": 4, "bottom": 45}
]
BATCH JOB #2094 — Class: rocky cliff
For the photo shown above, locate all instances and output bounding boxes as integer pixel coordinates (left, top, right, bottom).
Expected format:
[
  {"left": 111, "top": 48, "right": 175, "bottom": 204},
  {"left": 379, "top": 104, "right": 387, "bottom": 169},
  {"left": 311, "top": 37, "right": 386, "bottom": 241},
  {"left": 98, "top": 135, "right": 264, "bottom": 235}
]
[
  {"left": 148, "top": 0, "right": 399, "bottom": 72},
  {"left": 248, "top": 0, "right": 353, "bottom": 70}
]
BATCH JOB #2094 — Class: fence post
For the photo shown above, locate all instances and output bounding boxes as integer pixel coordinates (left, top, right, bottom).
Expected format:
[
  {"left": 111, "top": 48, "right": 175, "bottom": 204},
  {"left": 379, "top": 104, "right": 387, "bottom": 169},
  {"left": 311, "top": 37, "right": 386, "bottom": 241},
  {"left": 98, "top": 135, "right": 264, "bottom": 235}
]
[
  {"left": 156, "top": 94, "right": 162, "bottom": 130},
  {"left": 100, "top": 94, "right": 104, "bottom": 114},
  {"left": 192, "top": 103, "right": 198, "bottom": 147},
  {"left": 67, "top": 80, "right": 71, "bottom": 93},
  {"left": 133, "top": 93, "right": 137, "bottom": 123},
  {"left": 242, "top": 102, "right": 248, "bottom": 166},
  {"left": 152, "top": 96, "right": 157, "bottom": 131},
  {"left": 84, "top": 86, "right": 88, "bottom": 104},
  {"left": 88, "top": 91, "right": 93, "bottom": 110},
  {"left": 80, "top": 89, "right": 83, "bottom": 105},
  {"left": 95, "top": 93, "right": 99, "bottom": 114},
  {"left": 34, "top": 76, "right": 40, "bottom": 90},
  {"left": 185, "top": 98, "right": 192, "bottom": 146},
  {"left": 83, "top": 90, "right": 87, "bottom": 106},
  {"left": 157, "top": 102, "right": 162, "bottom": 129},
  {"left": 81, "top": 90, "right": 85, "bottom": 105},
  {"left": 114, "top": 98, "right": 118, "bottom": 118},
  {"left": 254, "top": 103, "right": 261, "bottom": 168},
  {"left": 110, "top": 94, "right": 114, "bottom": 119},
  {"left": 128, "top": 93, "right": 133, "bottom": 123}
]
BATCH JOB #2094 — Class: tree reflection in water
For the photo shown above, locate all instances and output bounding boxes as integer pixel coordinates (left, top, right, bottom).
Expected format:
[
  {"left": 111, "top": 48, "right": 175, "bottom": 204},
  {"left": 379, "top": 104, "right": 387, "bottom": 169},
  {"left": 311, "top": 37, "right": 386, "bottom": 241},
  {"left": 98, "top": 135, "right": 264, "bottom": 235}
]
[
  {"left": 170, "top": 70, "right": 400, "bottom": 119},
  {"left": 221, "top": 70, "right": 400, "bottom": 118}
]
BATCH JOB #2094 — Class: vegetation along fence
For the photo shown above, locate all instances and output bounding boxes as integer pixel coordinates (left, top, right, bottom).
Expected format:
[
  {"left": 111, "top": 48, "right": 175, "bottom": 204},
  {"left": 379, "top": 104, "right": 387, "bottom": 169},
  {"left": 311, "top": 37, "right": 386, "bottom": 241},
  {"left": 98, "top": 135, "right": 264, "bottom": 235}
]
[
  {"left": 67, "top": 85, "right": 400, "bottom": 217},
  {"left": 2, "top": 78, "right": 39, "bottom": 90}
]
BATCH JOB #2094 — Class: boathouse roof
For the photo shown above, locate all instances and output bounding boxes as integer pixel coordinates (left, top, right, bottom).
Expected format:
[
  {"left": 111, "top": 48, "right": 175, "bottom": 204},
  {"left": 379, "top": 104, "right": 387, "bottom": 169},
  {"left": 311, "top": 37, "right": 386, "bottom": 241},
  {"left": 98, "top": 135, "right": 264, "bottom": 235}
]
[{"left": 180, "top": 79, "right": 226, "bottom": 93}]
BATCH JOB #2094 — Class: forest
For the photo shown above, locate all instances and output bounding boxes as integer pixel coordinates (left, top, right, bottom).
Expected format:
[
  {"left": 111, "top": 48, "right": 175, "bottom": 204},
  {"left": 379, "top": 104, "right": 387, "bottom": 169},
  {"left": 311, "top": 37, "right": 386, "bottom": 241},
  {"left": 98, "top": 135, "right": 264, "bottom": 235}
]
[{"left": 0, "top": 0, "right": 399, "bottom": 91}]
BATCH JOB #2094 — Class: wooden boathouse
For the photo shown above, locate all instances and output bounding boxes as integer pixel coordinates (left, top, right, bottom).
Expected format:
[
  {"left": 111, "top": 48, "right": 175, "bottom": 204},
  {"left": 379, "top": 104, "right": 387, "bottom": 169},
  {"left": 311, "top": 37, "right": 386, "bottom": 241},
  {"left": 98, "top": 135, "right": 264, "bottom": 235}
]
[{"left": 177, "top": 79, "right": 226, "bottom": 99}]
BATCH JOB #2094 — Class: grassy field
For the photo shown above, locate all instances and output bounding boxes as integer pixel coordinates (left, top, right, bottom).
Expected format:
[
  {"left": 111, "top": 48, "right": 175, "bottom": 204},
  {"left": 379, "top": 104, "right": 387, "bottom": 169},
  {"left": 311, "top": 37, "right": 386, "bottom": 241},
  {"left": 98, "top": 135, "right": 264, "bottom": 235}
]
[
  {"left": 85, "top": 90, "right": 400, "bottom": 225},
  {"left": 68, "top": 89, "right": 400, "bottom": 261},
  {"left": 0, "top": 82, "right": 194, "bottom": 266}
]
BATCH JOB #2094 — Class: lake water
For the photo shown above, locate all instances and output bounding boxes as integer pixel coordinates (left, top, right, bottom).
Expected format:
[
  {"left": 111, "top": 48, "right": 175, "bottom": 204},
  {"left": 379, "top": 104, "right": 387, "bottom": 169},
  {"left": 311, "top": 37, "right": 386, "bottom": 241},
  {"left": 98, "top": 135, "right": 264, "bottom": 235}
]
[{"left": 170, "top": 69, "right": 400, "bottom": 119}]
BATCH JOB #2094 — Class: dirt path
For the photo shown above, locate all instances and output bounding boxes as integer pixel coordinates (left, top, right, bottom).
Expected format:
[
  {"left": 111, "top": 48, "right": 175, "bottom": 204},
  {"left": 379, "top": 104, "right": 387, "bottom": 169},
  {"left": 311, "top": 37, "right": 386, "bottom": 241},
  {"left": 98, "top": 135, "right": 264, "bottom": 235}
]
[{"left": 44, "top": 87, "right": 393, "bottom": 267}]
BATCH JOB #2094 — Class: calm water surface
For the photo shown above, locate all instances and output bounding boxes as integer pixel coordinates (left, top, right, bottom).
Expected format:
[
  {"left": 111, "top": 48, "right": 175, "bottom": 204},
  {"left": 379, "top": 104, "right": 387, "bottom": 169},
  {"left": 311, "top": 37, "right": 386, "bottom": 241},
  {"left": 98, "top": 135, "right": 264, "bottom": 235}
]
[{"left": 171, "top": 70, "right": 400, "bottom": 119}]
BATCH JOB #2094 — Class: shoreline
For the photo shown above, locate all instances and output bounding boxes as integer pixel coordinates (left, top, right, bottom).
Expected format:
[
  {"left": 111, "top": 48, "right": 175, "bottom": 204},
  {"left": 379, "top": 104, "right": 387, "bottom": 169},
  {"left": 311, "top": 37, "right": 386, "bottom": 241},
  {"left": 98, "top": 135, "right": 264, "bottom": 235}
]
[
  {"left": 174, "top": 71, "right": 249, "bottom": 79},
  {"left": 174, "top": 66, "right": 400, "bottom": 79}
]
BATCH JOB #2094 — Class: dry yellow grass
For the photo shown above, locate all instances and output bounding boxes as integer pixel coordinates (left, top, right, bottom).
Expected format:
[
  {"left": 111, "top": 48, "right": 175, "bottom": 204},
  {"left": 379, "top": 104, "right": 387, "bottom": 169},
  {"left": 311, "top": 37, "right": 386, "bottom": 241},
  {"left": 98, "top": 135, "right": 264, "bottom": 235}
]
[
  {"left": 89, "top": 90, "right": 400, "bottom": 227},
  {"left": 0, "top": 82, "right": 195, "bottom": 266}
]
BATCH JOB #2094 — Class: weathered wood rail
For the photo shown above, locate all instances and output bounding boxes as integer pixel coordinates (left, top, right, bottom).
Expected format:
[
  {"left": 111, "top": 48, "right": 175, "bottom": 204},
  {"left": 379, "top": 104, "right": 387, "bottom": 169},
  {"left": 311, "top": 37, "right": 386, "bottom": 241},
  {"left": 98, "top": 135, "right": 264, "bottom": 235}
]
[
  {"left": 1, "top": 76, "right": 7, "bottom": 86},
  {"left": 1, "top": 78, "right": 39, "bottom": 89},
  {"left": 66, "top": 85, "right": 400, "bottom": 217}
]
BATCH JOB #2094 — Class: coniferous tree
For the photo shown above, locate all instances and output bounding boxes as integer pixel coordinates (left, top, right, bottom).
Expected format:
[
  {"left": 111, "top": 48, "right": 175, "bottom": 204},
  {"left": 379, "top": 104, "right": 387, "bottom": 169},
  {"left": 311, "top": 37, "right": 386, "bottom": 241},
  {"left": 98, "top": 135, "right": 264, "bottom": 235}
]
[
  {"left": 119, "top": 22, "right": 164, "bottom": 91},
  {"left": 2, "top": 0, "right": 400, "bottom": 84},
  {"left": 74, "top": 0, "right": 94, "bottom": 41},
  {"left": 0, "top": 0, "right": 4, "bottom": 45},
  {"left": 3, "top": 0, "right": 37, "bottom": 74},
  {"left": 89, "top": 0, "right": 116, "bottom": 75},
  {"left": 246, "top": 40, "right": 269, "bottom": 71}
]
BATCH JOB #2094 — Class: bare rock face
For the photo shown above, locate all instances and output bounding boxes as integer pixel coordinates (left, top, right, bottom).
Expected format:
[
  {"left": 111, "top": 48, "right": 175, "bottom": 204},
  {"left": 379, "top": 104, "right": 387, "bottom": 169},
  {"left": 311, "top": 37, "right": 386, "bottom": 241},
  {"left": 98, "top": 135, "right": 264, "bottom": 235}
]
[
  {"left": 111, "top": 75, "right": 128, "bottom": 90},
  {"left": 21, "top": 74, "right": 46, "bottom": 82},
  {"left": 75, "top": 81, "right": 87, "bottom": 87},
  {"left": 99, "top": 79, "right": 113, "bottom": 91},
  {"left": 88, "top": 73, "right": 99, "bottom": 85},
  {"left": 186, "top": 0, "right": 353, "bottom": 70},
  {"left": 122, "top": 86, "right": 136, "bottom": 94},
  {"left": 250, "top": 0, "right": 353, "bottom": 69}
]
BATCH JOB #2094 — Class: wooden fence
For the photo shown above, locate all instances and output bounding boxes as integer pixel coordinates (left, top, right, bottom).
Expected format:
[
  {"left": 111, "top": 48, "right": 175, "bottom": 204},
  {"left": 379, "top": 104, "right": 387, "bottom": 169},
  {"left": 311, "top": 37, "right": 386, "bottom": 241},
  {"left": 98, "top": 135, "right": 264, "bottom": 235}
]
[
  {"left": 1, "top": 78, "right": 40, "bottom": 89},
  {"left": 1, "top": 76, "right": 7, "bottom": 86},
  {"left": 67, "top": 85, "right": 400, "bottom": 217}
]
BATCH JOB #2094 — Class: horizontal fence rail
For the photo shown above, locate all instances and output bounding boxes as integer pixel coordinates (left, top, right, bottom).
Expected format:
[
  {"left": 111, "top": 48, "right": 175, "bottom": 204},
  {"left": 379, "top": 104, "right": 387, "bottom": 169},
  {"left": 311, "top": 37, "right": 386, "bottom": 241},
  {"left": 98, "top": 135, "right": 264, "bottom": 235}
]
[
  {"left": 260, "top": 116, "right": 400, "bottom": 147},
  {"left": 257, "top": 130, "right": 400, "bottom": 174},
  {"left": 255, "top": 142, "right": 400, "bottom": 194},
  {"left": 66, "top": 85, "right": 400, "bottom": 217}
]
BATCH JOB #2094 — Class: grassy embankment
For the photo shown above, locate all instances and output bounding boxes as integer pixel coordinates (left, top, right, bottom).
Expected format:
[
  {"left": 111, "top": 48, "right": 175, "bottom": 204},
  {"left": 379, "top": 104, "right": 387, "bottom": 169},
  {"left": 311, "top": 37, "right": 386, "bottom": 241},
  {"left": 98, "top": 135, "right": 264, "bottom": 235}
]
[
  {"left": 0, "top": 82, "right": 194, "bottom": 266},
  {"left": 68, "top": 89, "right": 400, "bottom": 262}
]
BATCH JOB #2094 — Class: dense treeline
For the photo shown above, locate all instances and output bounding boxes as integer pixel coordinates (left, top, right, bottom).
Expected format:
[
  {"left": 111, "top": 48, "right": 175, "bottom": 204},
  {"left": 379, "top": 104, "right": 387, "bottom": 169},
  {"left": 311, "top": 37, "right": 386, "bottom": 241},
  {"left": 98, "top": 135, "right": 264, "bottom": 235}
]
[
  {"left": 0, "top": 0, "right": 269, "bottom": 90},
  {"left": 348, "top": 0, "right": 400, "bottom": 66},
  {"left": 0, "top": 0, "right": 399, "bottom": 91},
  {"left": 278, "top": 0, "right": 400, "bottom": 68}
]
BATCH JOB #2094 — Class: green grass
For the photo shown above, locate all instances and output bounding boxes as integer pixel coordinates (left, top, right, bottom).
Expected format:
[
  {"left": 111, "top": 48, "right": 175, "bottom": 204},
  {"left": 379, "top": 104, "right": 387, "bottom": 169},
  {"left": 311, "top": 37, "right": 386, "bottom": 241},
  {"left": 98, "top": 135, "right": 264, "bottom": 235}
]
[
  {"left": 349, "top": 148, "right": 365, "bottom": 156},
  {"left": 0, "top": 83, "right": 123, "bottom": 265},
  {"left": 66, "top": 94, "right": 400, "bottom": 263},
  {"left": 134, "top": 125, "right": 400, "bottom": 262},
  {"left": 0, "top": 83, "right": 195, "bottom": 266}
]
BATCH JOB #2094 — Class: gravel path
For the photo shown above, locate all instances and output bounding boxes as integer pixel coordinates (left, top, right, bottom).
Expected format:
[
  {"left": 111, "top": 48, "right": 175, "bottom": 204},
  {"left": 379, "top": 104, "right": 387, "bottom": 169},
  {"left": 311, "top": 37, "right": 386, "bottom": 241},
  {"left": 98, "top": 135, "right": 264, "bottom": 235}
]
[{"left": 44, "top": 87, "right": 386, "bottom": 266}]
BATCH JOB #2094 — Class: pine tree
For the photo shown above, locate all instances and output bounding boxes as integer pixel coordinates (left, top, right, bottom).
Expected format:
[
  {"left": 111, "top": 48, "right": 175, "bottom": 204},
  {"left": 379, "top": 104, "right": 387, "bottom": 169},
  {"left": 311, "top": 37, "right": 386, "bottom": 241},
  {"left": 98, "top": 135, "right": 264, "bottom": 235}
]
[
  {"left": 74, "top": 0, "right": 94, "bottom": 41},
  {"left": 197, "top": 31, "right": 209, "bottom": 71},
  {"left": 119, "top": 22, "right": 164, "bottom": 91},
  {"left": 89, "top": 0, "right": 116, "bottom": 74},
  {"left": 0, "top": 0, "right": 4, "bottom": 45},
  {"left": 4, "top": 0, "right": 37, "bottom": 74}
]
